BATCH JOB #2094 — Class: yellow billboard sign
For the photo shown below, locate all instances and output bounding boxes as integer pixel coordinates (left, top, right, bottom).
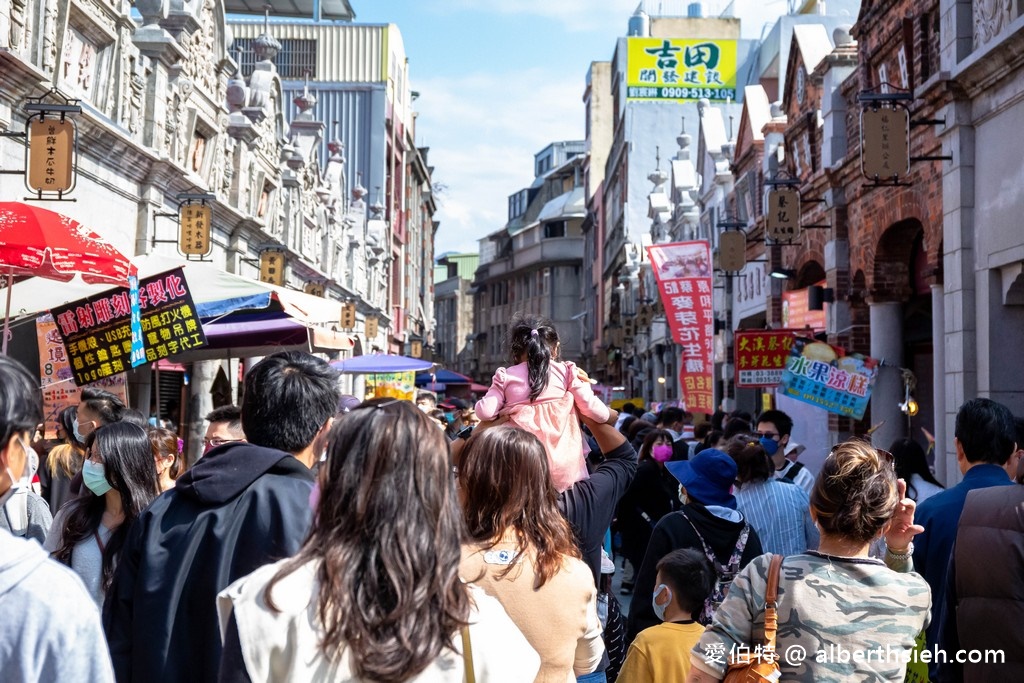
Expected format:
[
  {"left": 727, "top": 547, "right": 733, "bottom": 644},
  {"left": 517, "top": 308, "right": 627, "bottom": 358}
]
[{"left": 627, "top": 38, "right": 737, "bottom": 102}]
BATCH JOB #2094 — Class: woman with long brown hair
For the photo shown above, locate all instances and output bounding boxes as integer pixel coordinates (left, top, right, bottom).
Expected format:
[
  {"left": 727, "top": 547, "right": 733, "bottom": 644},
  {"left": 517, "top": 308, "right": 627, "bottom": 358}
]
[
  {"left": 217, "top": 399, "right": 540, "bottom": 682},
  {"left": 459, "top": 425, "right": 605, "bottom": 682}
]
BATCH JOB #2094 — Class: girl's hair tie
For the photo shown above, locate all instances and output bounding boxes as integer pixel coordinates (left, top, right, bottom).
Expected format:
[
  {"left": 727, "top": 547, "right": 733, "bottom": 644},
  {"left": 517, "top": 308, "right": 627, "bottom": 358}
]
[
  {"left": 176, "top": 438, "right": 184, "bottom": 454},
  {"left": 530, "top": 328, "right": 539, "bottom": 338}
]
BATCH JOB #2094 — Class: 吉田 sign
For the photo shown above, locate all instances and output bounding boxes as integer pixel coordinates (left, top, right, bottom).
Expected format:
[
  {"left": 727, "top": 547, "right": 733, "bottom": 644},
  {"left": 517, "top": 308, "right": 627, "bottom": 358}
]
[
  {"left": 51, "top": 268, "right": 207, "bottom": 386},
  {"left": 627, "top": 38, "right": 737, "bottom": 102}
]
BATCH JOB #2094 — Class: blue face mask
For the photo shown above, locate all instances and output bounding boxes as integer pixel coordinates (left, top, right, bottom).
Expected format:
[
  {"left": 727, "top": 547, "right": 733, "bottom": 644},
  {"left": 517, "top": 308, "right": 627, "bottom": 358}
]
[
  {"left": 759, "top": 436, "right": 780, "bottom": 457},
  {"left": 72, "top": 417, "right": 85, "bottom": 443},
  {"left": 81, "top": 459, "right": 113, "bottom": 496}
]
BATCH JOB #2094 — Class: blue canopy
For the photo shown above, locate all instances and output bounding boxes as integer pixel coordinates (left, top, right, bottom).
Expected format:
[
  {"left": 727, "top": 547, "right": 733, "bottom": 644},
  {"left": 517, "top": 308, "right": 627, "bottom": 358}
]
[
  {"left": 415, "top": 368, "right": 473, "bottom": 385},
  {"left": 331, "top": 354, "right": 434, "bottom": 373}
]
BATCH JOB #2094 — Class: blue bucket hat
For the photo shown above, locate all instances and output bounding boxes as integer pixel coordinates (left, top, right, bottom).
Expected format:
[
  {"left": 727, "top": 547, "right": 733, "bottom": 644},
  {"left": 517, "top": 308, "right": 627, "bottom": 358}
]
[{"left": 665, "top": 448, "right": 738, "bottom": 509}]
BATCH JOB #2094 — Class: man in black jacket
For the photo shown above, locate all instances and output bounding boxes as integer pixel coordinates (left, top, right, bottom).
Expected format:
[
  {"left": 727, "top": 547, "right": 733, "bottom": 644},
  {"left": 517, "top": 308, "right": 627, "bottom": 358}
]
[{"left": 103, "top": 351, "right": 339, "bottom": 683}]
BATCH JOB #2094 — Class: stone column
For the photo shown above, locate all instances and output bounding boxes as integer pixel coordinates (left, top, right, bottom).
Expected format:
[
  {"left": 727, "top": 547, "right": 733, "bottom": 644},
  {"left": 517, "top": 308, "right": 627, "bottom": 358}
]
[
  {"left": 930, "top": 284, "right": 947, "bottom": 483},
  {"left": 187, "top": 360, "right": 217, "bottom": 466},
  {"left": 869, "top": 301, "right": 905, "bottom": 449}
]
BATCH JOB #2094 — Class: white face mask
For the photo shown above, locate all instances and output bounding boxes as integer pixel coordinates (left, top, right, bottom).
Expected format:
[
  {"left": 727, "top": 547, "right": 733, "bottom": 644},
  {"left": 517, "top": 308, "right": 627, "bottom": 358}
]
[
  {"left": 3, "top": 437, "right": 33, "bottom": 492},
  {"left": 72, "top": 417, "right": 86, "bottom": 443},
  {"left": 652, "top": 583, "right": 673, "bottom": 622}
]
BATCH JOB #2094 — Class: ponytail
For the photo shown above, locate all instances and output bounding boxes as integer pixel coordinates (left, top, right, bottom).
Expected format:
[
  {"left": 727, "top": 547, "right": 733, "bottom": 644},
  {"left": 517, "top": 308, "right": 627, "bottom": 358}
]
[
  {"left": 525, "top": 328, "right": 552, "bottom": 401},
  {"left": 506, "top": 313, "right": 560, "bottom": 402}
]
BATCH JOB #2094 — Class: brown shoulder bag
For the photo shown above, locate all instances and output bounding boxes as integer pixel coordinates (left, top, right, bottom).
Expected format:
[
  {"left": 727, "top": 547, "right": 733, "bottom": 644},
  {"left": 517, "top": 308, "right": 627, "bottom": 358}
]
[{"left": 722, "top": 553, "right": 784, "bottom": 683}]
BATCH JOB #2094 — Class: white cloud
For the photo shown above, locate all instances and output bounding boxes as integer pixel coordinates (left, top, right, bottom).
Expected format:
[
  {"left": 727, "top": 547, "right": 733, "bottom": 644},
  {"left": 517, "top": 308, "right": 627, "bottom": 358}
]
[{"left": 414, "top": 68, "right": 587, "bottom": 254}]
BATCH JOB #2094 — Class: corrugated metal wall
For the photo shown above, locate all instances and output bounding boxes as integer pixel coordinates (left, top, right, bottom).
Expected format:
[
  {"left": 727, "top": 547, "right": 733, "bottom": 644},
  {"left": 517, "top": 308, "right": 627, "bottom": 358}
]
[
  {"left": 229, "top": 21, "right": 386, "bottom": 83},
  {"left": 279, "top": 84, "right": 388, "bottom": 201}
]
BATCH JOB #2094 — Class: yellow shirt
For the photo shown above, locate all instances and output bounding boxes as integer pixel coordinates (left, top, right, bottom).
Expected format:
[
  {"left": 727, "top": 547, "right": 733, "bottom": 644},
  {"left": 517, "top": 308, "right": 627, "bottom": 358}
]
[{"left": 618, "top": 621, "right": 705, "bottom": 683}]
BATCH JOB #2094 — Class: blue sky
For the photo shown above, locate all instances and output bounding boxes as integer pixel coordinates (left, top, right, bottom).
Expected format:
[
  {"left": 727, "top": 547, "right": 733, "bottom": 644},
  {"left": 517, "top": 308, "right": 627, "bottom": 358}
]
[{"left": 355, "top": 1, "right": 795, "bottom": 255}]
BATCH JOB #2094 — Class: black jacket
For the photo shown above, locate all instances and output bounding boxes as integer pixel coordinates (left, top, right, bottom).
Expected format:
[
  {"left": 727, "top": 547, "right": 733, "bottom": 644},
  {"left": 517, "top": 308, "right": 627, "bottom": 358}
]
[
  {"left": 103, "top": 442, "right": 315, "bottom": 683},
  {"left": 626, "top": 502, "right": 763, "bottom": 642},
  {"left": 559, "top": 440, "right": 638, "bottom": 588},
  {"left": 615, "top": 459, "right": 681, "bottom": 567}
]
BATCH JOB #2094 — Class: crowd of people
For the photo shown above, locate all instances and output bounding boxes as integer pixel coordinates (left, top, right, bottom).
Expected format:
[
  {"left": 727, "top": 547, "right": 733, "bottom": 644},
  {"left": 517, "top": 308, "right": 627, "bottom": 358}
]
[{"left": 1, "top": 313, "right": 1023, "bottom": 682}]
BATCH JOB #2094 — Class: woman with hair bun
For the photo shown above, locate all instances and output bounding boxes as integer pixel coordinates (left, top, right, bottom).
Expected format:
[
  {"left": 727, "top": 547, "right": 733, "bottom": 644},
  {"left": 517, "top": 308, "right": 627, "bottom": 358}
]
[{"left": 688, "top": 440, "right": 930, "bottom": 682}]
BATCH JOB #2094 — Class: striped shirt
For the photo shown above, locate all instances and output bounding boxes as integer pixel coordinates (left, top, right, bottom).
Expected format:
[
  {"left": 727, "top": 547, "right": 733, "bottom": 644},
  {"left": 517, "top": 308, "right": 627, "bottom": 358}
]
[{"left": 734, "top": 478, "right": 818, "bottom": 556}]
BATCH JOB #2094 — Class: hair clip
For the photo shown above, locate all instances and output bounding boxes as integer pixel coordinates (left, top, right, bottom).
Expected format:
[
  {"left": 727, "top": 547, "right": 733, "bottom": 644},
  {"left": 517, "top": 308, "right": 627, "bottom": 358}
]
[
  {"left": 176, "top": 438, "right": 184, "bottom": 454},
  {"left": 530, "top": 328, "right": 539, "bottom": 337},
  {"left": 374, "top": 399, "right": 402, "bottom": 410}
]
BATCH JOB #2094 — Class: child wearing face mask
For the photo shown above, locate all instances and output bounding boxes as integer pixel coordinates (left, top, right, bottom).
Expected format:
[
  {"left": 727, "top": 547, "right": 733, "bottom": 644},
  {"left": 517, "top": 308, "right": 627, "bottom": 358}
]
[{"left": 618, "top": 548, "right": 712, "bottom": 683}]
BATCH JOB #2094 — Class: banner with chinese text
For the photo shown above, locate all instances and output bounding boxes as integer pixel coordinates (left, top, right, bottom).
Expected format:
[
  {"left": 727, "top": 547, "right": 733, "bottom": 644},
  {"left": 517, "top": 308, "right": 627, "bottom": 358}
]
[
  {"left": 35, "top": 314, "right": 127, "bottom": 438},
  {"left": 647, "top": 241, "right": 714, "bottom": 414},
  {"left": 51, "top": 268, "right": 207, "bottom": 386},
  {"left": 627, "top": 38, "right": 737, "bottom": 101},
  {"left": 778, "top": 338, "right": 879, "bottom": 420},
  {"left": 734, "top": 330, "right": 797, "bottom": 387}
]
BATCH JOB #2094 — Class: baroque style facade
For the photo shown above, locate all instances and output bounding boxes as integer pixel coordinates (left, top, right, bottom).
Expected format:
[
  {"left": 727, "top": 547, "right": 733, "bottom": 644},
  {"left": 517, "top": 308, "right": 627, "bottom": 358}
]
[{"left": 0, "top": 0, "right": 435, "bottom": 459}]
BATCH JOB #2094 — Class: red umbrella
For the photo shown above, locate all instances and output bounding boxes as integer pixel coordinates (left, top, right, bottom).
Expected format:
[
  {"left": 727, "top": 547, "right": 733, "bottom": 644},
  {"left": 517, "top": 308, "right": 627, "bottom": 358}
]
[
  {"left": 0, "top": 202, "right": 135, "bottom": 353},
  {"left": 0, "top": 202, "right": 133, "bottom": 284}
]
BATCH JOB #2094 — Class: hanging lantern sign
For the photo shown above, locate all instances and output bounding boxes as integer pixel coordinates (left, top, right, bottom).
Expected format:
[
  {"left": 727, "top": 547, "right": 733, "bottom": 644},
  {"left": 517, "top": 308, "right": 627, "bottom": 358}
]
[
  {"left": 304, "top": 281, "right": 325, "bottom": 297},
  {"left": 718, "top": 230, "right": 747, "bottom": 271},
  {"left": 765, "top": 187, "right": 801, "bottom": 242},
  {"left": 365, "top": 315, "right": 379, "bottom": 339},
  {"left": 861, "top": 106, "right": 910, "bottom": 181},
  {"left": 259, "top": 249, "right": 286, "bottom": 286},
  {"left": 340, "top": 302, "right": 357, "bottom": 330},
  {"left": 27, "top": 118, "right": 75, "bottom": 195},
  {"left": 179, "top": 203, "right": 212, "bottom": 256}
]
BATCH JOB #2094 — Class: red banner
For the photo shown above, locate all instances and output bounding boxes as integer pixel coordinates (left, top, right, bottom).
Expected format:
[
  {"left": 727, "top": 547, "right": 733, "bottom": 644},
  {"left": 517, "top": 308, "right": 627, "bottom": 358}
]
[
  {"left": 734, "top": 330, "right": 797, "bottom": 387},
  {"left": 647, "top": 241, "right": 714, "bottom": 414}
]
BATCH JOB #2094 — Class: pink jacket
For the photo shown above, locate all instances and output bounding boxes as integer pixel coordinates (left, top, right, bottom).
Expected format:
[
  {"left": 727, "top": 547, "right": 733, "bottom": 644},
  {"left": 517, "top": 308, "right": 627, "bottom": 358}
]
[{"left": 475, "top": 360, "right": 610, "bottom": 423}]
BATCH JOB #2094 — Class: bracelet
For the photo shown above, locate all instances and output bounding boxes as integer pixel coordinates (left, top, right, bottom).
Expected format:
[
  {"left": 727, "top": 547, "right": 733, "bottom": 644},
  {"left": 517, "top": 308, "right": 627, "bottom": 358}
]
[{"left": 886, "top": 542, "right": 914, "bottom": 560}]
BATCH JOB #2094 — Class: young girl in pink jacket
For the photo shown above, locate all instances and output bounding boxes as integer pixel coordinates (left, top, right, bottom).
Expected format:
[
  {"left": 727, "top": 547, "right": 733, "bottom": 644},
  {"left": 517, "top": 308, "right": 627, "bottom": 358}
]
[{"left": 475, "top": 314, "right": 615, "bottom": 492}]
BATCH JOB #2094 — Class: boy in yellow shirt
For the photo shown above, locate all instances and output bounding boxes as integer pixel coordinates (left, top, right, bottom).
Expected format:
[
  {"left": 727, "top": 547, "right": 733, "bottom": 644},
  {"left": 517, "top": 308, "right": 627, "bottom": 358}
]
[{"left": 618, "top": 548, "right": 712, "bottom": 683}]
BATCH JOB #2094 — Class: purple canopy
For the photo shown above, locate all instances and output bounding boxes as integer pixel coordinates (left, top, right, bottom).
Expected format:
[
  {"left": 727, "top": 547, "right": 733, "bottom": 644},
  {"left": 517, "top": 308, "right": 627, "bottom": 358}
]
[{"left": 331, "top": 354, "right": 434, "bottom": 373}]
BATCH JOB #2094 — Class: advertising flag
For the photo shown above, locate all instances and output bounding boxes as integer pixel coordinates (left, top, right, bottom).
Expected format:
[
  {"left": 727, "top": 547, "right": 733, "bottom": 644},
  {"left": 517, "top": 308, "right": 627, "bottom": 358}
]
[{"left": 647, "top": 241, "right": 714, "bottom": 414}]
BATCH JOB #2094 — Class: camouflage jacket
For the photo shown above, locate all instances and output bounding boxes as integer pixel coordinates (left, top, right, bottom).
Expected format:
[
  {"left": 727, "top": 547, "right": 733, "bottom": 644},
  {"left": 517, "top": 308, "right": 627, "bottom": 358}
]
[{"left": 691, "top": 552, "right": 931, "bottom": 682}]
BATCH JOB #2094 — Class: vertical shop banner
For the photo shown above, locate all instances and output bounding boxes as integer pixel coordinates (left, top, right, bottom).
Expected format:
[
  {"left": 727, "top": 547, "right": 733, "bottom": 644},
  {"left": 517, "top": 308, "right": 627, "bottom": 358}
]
[
  {"left": 51, "top": 268, "right": 207, "bottom": 386},
  {"left": 36, "top": 314, "right": 127, "bottom": 438},
  {"left": 778, "top": 338, "right": 879, "bottom": 420},
  {"left": 647, "top": 241, "right": 714, "bottom": 414},
  {"left": 734, "top": 330, "right": 797, "bottom": 387}
]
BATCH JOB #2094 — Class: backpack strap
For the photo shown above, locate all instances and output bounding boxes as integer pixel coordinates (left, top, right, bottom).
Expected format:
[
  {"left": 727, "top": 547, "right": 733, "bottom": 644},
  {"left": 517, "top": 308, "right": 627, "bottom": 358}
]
[
  {"left": 724, "top": 524, "right": 751, "bottom": 573},
  {"left": 678, "top": 509, "right": 721, "bottom": 570},
  {"left": 781, "top": 461, "right": 805, "bottom": 482}
]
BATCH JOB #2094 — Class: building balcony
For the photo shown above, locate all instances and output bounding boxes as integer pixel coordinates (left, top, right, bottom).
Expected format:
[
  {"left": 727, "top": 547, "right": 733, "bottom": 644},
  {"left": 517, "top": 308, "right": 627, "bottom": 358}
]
[{"left": 514, "top": 236, "right": 585, "bottom": 270}]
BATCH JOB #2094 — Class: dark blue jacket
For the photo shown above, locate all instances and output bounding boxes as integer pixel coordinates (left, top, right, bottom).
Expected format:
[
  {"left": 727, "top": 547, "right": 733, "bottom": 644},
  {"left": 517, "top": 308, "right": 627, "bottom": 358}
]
[{"left": 912, "top": 464, "right": 1012, "bottom": 661}]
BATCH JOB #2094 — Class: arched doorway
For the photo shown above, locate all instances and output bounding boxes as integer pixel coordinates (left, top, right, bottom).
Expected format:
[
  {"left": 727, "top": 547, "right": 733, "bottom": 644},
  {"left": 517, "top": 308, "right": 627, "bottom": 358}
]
[{"left": 870, "top": 219, "right": 936, "bottom": 453}]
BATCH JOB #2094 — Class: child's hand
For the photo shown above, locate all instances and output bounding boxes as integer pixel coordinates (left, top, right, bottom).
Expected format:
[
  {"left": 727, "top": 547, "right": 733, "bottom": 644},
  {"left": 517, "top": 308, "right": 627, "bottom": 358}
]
[{"left": 575, "top": 367, "right": 597, "bottom": 384}]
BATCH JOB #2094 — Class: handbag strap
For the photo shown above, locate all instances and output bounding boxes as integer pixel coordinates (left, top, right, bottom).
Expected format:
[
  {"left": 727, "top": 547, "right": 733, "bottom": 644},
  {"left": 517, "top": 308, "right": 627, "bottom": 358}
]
[
  {"left": 762, "top": 554, "right": 784, "bottom": 652},
  {"left": 461, "top": 626, "right": 475, "bottom": 683}
]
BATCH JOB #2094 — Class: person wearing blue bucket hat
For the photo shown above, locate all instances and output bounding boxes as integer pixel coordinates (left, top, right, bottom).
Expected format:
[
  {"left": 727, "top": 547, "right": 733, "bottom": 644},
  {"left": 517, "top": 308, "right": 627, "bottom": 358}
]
[{"left": 626, "top": 449, "right": 763, "bottom": 642}]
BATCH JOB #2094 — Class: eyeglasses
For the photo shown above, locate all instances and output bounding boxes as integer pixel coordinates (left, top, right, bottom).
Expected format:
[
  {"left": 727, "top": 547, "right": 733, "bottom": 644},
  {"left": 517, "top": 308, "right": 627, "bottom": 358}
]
[
  {"left": 756, "top": 431, "right": 780, "bottom": 441},
  {"left": 203, "top": 438, "right": 244, "bottom": 448}
]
